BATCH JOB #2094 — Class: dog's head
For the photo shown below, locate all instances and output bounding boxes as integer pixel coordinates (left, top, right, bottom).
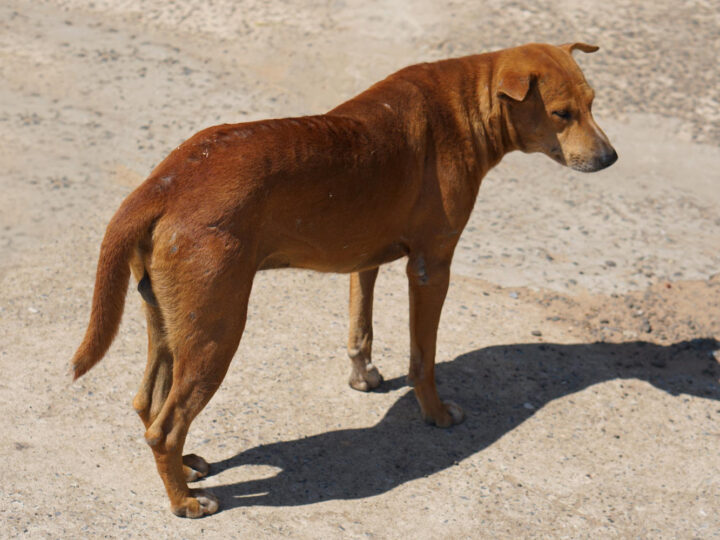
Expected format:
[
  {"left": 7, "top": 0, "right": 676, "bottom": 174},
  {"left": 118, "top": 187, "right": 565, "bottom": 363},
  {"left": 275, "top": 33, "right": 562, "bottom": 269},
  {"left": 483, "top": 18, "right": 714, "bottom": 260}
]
[{"left": 496, "top": 43, "right": 617, "bottom": 172}]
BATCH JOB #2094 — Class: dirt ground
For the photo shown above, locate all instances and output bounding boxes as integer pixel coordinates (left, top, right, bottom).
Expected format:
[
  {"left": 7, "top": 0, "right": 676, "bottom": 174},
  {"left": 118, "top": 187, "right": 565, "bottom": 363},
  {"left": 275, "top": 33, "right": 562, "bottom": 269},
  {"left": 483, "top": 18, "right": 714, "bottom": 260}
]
[{"left": 1, "top": 0, "right": 719, "bottom": 538}]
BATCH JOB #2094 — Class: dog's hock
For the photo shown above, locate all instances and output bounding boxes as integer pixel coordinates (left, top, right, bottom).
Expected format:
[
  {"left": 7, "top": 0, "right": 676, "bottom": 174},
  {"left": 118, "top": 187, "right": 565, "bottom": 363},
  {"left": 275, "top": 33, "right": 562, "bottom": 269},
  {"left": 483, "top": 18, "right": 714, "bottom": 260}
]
[{"left": 144, "top": 425, "right": 164, "bottom": 448}]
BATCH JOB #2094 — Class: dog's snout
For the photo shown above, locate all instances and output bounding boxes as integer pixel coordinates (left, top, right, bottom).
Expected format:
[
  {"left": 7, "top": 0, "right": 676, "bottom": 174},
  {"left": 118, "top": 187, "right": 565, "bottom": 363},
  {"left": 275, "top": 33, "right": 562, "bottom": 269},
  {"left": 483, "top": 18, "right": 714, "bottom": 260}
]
[
  {"left": 600, "top": 148, "right": 618, "bottom": 169},
  {"left": 568, "top": 146, "right": 618, "bottom": 173},
  {"left": 598, "top": 148, "right": 618, "bottom": 169}
]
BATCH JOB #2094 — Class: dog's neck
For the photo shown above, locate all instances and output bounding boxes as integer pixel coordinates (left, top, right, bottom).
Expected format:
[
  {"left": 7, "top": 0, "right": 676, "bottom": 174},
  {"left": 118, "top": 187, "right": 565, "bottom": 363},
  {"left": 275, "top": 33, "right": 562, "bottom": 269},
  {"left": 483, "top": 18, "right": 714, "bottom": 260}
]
[
  {"left": 395, "top": 55, "right": 522, "bottom": 186},
  {"left": 331, "top": 54, "right": 522, "bottom": 189},
  {"left": 449, "top": 55, "right": 521, "bottom": 179}
]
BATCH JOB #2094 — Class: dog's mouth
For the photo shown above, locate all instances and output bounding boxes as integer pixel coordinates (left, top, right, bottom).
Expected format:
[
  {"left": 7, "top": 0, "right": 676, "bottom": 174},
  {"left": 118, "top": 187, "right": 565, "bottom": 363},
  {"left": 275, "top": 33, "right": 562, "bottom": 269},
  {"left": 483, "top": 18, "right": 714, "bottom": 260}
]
[
  {"left": 568, "top": 149, "right": 618, "bottom": 172},
  {"left": 568, "top": 158, "right": 601, "bottom": 172},
  {"left": 548, "top": 147, "right": 566, "bottom": 165}
]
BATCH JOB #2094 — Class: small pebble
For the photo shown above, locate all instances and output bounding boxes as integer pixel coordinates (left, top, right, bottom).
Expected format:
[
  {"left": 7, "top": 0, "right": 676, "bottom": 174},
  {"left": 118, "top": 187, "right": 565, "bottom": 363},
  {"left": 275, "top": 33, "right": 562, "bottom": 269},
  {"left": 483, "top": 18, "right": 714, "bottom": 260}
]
[
  {"left": 523, "top": 402, "right": 535, "bottom": 410},
  {"left": 531, "top": 330, "right": 542, "bottom": 337},
  {"left": 509, "top": 292, "right": 519, "bottom": 299}
]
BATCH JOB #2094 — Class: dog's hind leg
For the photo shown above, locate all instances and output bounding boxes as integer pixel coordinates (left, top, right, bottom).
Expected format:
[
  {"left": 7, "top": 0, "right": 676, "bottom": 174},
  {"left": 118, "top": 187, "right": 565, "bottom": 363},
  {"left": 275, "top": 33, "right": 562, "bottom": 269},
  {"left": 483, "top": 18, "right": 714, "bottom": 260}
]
[
  {"left": 131, "top": 300, "right": 208, "bottom": 482},
  {"left": 128, "top": 259, "right": 173, "bottom": 431},
  {"left": 142, "top": 267, "right": 253, "bottom": 518},
  {"left": 347, "top": 267, "right": 384, "bottom": 391},
  {"left": 132, "top": 301, "right": 172, "bottom": 429}
]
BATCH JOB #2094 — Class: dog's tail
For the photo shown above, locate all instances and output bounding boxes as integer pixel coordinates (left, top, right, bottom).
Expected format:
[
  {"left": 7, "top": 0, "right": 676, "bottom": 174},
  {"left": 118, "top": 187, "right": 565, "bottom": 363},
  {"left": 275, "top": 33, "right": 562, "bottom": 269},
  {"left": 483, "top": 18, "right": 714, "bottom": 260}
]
[{"left": 71, "top": 182, "right": 163, "bottom": 380}]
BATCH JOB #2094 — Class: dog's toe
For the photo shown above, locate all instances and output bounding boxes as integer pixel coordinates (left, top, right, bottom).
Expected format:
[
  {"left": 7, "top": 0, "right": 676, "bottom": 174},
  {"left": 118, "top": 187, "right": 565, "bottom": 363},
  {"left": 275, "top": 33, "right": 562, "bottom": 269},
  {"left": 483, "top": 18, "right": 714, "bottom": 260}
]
[
  {"left": 349, "top": 362, "right": 384, "bottom": 392},
  {"left": 193, "top": 490, "right": 219, "bottom": 515},
  {"left": 183, "top": 453, "right": 210, "bottom": 482},
  {"left": 444, "top": 400, "right": 465, "bottom": 424},
  {"left": 171, "top": 489, "right": 219, "bottom": 518},
  {"left": 423, "top": 400, "right": 465, "bottom": 427}
]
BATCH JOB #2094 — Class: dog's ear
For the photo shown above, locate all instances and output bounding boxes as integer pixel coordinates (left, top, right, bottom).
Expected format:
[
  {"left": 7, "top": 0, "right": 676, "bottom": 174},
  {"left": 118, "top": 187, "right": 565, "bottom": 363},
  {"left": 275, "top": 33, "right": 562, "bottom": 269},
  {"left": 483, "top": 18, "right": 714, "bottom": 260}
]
[
  {"left": 497, "top": 72, "right": 534, "bottom": 102},
  {"left": 560, "top": 42, "right": 599, "bottom": 55}
]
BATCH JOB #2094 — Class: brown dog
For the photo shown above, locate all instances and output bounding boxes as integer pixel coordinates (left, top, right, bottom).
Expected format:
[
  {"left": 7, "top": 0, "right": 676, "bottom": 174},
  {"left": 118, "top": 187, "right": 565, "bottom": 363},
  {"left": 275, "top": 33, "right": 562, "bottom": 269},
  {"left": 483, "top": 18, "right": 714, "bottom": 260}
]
[{"left": 71, "top": 42, "right": 617, "bottom": 517}]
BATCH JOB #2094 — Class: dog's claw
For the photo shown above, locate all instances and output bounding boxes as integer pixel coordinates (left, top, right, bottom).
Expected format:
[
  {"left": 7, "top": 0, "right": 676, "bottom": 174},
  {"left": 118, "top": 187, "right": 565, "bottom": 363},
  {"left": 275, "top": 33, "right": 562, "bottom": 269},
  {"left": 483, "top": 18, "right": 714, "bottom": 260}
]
[
  {"left": 183, "top": 453, "right": 209, "bottom": 482},
  {"left": 171, "top": 489, "right": 219, "bottom": 518},
  {"left": 349, "top": 362, "right": 383, "bottom": 392}
]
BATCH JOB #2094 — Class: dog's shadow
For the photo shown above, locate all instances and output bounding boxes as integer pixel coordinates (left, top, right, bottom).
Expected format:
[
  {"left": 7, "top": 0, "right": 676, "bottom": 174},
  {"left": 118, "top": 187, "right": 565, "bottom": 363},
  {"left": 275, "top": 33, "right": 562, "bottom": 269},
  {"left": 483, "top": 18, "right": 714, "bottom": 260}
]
[{"left": 209, "top": 339, "right": 719, "bottom": 509}]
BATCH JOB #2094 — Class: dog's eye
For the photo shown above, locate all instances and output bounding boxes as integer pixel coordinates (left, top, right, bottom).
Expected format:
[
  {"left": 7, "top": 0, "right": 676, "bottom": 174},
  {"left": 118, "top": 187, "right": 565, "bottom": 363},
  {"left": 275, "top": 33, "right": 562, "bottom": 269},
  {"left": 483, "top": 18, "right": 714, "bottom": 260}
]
[{"left": 552, "top": 110, "right": 571, "bottom": 120}]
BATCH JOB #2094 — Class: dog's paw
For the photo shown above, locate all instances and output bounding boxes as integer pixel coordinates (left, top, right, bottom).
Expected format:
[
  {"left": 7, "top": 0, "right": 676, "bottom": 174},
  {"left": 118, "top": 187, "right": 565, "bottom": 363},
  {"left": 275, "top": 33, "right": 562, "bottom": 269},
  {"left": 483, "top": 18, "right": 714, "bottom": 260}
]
[
  {"left": 171, "top": 489, "right": 219, "bottom": 518},
  {"left": 183, "top": 453, "right": 209, "bottom": 482},
  {"left": 422, "top": 400, "right": 465, "bottom": 428},
  {"left": 348, "top": 362, "right": 384, "bottom": 392}
]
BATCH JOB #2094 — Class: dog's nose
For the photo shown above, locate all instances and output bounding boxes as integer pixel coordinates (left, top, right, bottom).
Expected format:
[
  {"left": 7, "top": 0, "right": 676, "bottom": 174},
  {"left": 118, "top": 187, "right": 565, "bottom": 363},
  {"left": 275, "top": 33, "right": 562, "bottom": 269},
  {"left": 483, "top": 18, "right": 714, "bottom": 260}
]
[{"left": 599, "top": 148, "right": 618, "bottom": 169}]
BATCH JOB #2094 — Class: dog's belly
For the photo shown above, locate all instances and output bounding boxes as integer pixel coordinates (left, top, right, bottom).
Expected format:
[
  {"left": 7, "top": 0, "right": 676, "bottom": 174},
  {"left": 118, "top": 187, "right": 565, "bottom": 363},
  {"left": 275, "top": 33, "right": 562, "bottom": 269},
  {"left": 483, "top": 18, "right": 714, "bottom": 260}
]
[
  {"left": 254, "top": 160, "right": 417, "bottom": 273},
  {"left": 259, "top": 238, "right": 409, "bottom": 273}
]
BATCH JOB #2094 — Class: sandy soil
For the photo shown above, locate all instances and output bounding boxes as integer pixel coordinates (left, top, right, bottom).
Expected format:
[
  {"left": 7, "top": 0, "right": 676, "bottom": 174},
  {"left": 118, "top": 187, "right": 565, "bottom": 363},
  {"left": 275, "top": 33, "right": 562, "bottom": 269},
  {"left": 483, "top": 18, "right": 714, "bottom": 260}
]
[{"left": 1, "top": 0, "right": 719, "bottom": 537}]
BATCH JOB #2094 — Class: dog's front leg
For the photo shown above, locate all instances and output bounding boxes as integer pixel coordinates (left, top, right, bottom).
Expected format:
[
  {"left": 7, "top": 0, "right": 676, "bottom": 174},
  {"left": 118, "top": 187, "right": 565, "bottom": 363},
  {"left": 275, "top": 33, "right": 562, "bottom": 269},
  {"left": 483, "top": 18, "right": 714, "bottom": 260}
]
[
  {"left": 406, "top": 254, "right": 465, "bottom": 427},
  {"left": 347, "top": 267, "right": 384, "bottom": 391}
]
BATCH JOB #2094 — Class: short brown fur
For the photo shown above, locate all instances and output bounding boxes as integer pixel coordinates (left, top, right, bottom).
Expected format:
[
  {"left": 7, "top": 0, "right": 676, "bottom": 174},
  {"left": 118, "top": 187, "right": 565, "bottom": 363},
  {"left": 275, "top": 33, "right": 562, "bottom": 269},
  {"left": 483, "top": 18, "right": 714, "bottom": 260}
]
[{"left": 72, "top": 43, "right": 616, "bottom": 517}]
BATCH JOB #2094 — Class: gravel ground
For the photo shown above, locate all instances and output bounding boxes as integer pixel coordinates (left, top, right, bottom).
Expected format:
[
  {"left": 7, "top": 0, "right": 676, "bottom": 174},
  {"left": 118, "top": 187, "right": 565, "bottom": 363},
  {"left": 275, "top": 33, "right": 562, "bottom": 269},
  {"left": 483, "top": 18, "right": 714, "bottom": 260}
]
[{"left": 1, "top": 1, "right": 718, "bottom": 538}]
